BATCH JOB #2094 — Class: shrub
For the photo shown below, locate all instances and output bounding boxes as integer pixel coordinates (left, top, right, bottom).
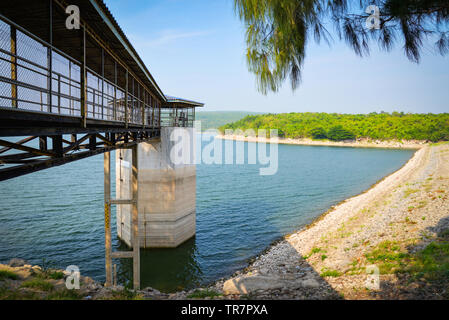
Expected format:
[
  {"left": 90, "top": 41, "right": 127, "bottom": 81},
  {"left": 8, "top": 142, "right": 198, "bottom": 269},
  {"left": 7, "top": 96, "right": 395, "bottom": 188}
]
[
  {"left": 309, "top": 127, "right": 327, "bottom": 139},
  {"left": 0, "top": 270, "right": 19, "bottom": 281},
  {"left": 327, "top": 125, "right": 356, "bottom": 141}
]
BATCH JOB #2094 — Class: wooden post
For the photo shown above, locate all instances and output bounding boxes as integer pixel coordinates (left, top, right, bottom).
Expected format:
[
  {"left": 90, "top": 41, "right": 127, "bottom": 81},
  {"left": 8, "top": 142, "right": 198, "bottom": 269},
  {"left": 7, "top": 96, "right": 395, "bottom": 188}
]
[
  {"left": 113, "top": 264, "right": 117, "bottom": 287},
  {"left": 104, "top": 151, "right": 112, "bottom": 287},
  {"left": 39, "top": 136, "right": 47, "bottom": 152},
  {"left": 10, "top": 26, "right": 17, "bottom": 108},
  {"left": 131, "top": 145, "right": 140, "bottom": 290},
  {"left": 51, "top": 135, "right": 63, "bottom": 157}
]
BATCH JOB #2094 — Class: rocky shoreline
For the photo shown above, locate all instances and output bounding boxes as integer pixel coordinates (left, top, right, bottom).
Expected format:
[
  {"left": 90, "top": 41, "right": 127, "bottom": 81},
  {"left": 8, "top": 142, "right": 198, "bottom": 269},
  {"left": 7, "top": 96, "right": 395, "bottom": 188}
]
[{"left": 216, "top": 134, "right": 427, "bottom": 150}]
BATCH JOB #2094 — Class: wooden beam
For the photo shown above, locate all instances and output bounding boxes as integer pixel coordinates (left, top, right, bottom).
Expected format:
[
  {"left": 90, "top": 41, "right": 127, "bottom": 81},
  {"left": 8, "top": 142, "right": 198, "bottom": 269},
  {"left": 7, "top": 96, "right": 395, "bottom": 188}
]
[
  {"left": 51, "top": 135, "right": 63, "bottom": 157},
  {"left": 111, "top": 251, "right": 133, "bottom": 259},
  {"left": 0, "top": 136, "right": 37, "bottom": 155},
  {"left": 104, "top": 151, "right": 112, "bottom": 287},
  {"left": 0, "top": 139, "right": 55, "bottom": 157},
  {"left": 10, "top": 25, "right": 17, "bottom": 108},
  {"left": 131, "top": 144, "right": 140, "bottom": 290}
]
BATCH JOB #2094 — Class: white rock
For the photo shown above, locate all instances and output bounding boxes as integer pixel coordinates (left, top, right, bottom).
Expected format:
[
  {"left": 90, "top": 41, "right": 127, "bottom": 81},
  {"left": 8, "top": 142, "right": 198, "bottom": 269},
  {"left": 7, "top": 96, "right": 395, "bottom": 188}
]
[{"left": 223, "top": 276, "right": 284, "bottom": 295}]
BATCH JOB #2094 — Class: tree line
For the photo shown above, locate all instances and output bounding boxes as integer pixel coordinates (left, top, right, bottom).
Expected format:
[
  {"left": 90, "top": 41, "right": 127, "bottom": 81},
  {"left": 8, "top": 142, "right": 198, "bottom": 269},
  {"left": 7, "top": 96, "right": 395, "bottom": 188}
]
[{"left": 219, "top": 112, "right": 449, "bottom": 142}]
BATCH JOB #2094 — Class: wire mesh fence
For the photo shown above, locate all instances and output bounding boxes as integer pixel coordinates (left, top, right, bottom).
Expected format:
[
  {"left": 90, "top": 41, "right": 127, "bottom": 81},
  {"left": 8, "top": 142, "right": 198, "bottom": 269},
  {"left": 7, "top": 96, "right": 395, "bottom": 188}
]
[{"left": 0, "top": 15, "right": 166, "bottom": 128}]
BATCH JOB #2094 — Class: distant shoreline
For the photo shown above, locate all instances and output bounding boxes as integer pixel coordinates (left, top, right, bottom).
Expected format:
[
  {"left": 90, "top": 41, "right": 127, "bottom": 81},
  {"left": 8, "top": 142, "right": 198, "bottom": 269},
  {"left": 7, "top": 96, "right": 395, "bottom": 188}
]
[{"left": 215, "top": 134, "right": 427, "bottom": 150}]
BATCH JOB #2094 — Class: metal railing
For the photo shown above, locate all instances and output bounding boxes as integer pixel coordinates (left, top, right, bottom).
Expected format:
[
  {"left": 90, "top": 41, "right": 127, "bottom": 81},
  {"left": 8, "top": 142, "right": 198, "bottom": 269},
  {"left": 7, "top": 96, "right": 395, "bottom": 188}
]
[{"left": 0, "top": 14, "right": 160, "bottom": 128}]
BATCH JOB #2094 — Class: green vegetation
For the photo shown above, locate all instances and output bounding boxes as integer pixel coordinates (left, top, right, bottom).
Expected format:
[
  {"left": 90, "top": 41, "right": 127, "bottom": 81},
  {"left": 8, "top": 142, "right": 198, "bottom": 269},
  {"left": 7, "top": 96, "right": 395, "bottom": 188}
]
[
  {"left": 45, "top": 289, "right": 83, "bottom": 300},
  {"left": 0, "top": 270, "right": 19, "bottom": 281},
  {"left": 42, "top": 270, "right": 64, "bottom": 280},
  {"left": 196, "top": 111, "right": 263, "bottom": 131},
  {"left": 364, "top": 240, "right": 410, "bottom": 274},
  {"left": 404, "top": 241, "right": 449, "bottom": 281},
  {"left": 303, "top": 247, "right": 323, "bottom": 259},
  {"left": 220, "top": 112, "right": 449, "bottom": 142},
  {"left": 21, "top": 278, "right": 54, "bottom": 291},
  {"left": 187, "top": 289, "right": 222, "bottom": 299},
  {"left": 320, "top": 268, "right": 342, "bottom": 277},
  {"left": 363, "top": 232, "right": 449, "bottom": 282},
  {"left": 108, "top": 288, "right": 143, "bottom": 300},
  {"left": 0, "top": 287, "right": 38, "bottom": 300}
]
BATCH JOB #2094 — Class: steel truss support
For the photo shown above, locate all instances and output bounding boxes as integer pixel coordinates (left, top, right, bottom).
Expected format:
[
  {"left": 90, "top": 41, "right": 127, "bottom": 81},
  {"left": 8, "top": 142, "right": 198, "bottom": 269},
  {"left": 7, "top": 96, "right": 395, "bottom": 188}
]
[{"left": 0, "top": 129, "right": 158, "bottom": 181}]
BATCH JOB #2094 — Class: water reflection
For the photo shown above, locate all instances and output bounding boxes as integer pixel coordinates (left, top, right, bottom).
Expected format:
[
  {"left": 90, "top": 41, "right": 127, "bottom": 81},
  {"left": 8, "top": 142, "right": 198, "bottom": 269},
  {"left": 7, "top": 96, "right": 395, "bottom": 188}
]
[{"left": 116, "top": 237, "right": 202, "bottom": 292}]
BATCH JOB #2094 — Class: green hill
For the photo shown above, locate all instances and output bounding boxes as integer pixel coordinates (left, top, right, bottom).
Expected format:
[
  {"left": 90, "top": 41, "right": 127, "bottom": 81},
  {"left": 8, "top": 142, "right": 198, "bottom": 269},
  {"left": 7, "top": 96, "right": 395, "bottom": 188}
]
[
  {"left": 195, "top": 111, "right": 263, "bottom": 131},
  {"left": 219, "top": 112, "right": 449, "bottom": 142}
]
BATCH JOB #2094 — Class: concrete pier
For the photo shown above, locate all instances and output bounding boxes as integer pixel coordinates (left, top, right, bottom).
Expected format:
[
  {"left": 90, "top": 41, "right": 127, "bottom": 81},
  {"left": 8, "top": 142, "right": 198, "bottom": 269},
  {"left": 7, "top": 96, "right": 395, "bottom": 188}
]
[{"left": 116, "top": 127, "right": 196, "bottom": 248}]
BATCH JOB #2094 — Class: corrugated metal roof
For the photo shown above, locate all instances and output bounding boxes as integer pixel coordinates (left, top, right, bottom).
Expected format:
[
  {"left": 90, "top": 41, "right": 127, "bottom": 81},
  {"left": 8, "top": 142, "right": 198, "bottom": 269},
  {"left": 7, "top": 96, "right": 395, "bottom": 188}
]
[{"left": 165, "top": 95, "right": 204, "bottom": 107}]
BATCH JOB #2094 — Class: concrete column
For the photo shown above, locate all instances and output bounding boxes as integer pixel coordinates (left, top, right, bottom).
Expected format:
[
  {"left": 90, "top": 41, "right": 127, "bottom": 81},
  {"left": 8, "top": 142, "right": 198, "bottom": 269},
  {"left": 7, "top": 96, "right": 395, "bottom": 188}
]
[{"left": 116, "top": 127, "right": 196, "bottom": 248}]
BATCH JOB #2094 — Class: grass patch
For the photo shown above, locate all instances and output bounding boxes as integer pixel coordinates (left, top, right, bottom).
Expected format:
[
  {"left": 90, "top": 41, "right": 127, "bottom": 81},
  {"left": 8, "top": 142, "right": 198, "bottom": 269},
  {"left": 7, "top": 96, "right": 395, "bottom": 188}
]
[
  {"left": 21, "top": 278, "right": 54, "bottom": 292},
  {"left": 0, "top": 270, "right": 19, "bottom": 281},
  {"left": 42, "top": 270, "right": 64, "bottom": 280},
  {"left": 404, "top": 188, "right": 419, "bottom": 198},
  {"left": 320, "top": 268, "right": 341, "bottom": 277},
  {"left": 303, "top": 247, "right": 323, "bottom": 259},
  {"left": 364, "top": 234, "right": 449, "bottom": 281},
  {"left": 0, "top": 287, "right": 38, "bottom": 300},
  {"left": 417, "top": 201, "right": 427, "bottom": 208},
  {"left": 108, "top": 288, "right": 143, "bottom": 300},
  {"left": 401, "top": 240, "right": 449, "bottom": 281},
  {"left": 45, "top": 289, "right": 83, "bottom": 300},
  {"left": 364, "top": 240, "right": 410, "bottom": 274},
  {"left": 187, "top": 289, "right": 222, "bottom": 299},
  {"left": 431, "top": 141, "right": 449, "bottom": 147}
]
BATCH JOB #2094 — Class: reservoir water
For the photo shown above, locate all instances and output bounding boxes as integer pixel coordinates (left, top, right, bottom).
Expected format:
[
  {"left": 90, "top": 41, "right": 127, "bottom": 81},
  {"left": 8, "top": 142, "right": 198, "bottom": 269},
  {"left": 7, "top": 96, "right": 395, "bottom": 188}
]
[{"left": 0, "top": 134, "right": 415, "bottom": 291}]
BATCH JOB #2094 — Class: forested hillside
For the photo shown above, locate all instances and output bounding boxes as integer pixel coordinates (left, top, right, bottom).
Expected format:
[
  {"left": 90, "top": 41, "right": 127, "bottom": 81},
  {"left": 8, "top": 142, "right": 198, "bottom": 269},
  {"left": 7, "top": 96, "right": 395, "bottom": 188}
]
[{"left": 219, "top": 112, "right": 449, "bottom": 142}]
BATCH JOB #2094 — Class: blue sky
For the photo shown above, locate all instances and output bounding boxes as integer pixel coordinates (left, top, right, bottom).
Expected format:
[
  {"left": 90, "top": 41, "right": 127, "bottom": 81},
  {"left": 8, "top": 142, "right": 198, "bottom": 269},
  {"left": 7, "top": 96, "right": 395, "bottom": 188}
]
[{"left": 105, "top": 0, "right": 449, "bottom": 114}]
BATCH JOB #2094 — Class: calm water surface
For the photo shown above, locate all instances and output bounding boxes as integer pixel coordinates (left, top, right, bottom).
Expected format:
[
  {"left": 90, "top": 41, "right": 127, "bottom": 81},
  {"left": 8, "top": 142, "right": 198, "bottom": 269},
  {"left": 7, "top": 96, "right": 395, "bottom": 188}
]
[{"left": 0, "top": 135, "right": 415, "bottom": 291}]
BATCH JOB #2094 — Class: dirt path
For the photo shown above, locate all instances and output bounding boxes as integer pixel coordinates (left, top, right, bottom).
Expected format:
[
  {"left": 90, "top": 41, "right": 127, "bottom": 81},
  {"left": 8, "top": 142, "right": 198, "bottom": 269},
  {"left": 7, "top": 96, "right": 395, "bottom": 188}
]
[{"left": 218, "top": 143, "right": 449, "bottom": 299}]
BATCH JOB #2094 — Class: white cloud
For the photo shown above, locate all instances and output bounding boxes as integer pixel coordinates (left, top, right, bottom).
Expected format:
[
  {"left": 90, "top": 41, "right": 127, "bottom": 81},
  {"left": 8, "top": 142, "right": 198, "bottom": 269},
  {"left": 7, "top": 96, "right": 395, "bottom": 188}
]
[{"left": 130, "top": 29, "right": 213, "bottom": 48}]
